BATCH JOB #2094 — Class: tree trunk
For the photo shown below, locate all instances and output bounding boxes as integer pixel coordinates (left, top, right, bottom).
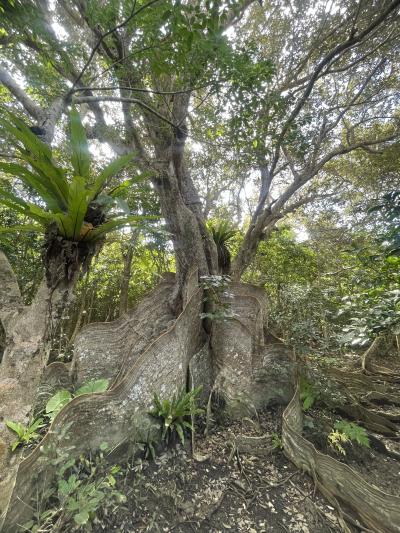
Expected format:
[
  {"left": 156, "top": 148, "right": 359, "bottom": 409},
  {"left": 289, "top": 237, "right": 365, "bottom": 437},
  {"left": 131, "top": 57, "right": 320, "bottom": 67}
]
[
  {"left": 151, "top": 131, "right": 217, "bottom": 313},
  {"left": 119, "top": 231, "right": 140, "bottom": 316},
  {"left": 68, "top": 272, "right": 92, "bottom": 347},
  {"left": 231, "top": 217, "right": 278, "bottom": 280},
  {"left": 0, "top": 251, "right": 82, "bottom": 522},
  {"left": 152, "top": 166, "right": 207, "bottom": 311},
  {"left": 68, "top": 293, "right": 87, "bottom": 348}
]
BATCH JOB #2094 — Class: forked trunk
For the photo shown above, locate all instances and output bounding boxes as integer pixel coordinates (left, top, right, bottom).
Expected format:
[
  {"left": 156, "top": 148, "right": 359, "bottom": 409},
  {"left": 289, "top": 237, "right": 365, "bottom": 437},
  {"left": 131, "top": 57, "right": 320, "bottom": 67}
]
[{"left": 231, "top": 219, "right": 278, "bottom": 281}]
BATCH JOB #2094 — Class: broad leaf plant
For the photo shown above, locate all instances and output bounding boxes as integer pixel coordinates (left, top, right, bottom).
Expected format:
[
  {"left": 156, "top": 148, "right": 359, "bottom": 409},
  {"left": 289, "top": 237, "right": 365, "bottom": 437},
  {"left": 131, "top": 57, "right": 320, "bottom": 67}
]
[{"left": 0, "top": 108, "right": 153, "bottom": 242}]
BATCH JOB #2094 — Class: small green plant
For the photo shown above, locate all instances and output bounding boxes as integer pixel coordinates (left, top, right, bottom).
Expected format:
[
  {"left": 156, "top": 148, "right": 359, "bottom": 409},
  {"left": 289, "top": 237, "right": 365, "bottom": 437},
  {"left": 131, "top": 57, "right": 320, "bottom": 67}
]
[
  {"left": 207, "top": 220, "right": 236, "bottom": 274},
  {"left": 328, "top": 428, "right": 349, "bottom": 455},
  {"left": 22, "top": 442, "right": 126, "bottom": 531},
  {"left": 5, "top": 418, "right": 44, "bottom": 451},
  {"left": 299, "top": 377, "right": 319, "bottom": 411},
  {"left": 142, "top": 433, "right": 158, "bottom": 461},
  {"left": 74, "top": 378, "right": 109, "bottom": 396},
  {"left": 199, "top": 274, "right": 234, "bottom": 321},
  {"left": 45, "top": 379, "right": 109, "bottom": 421},
  {"left": 59, "top": 465, "right": 124, "bottom": 527},
  {"left": 328, "top": 420, "right": 370, "bottom": 455},
  {"left": 271, "top": 432, "right": 283, "bottom": 450},
  {"left": 46, "top": 390, "right": 73, "bottom": 421},
  {"left": 130, "top": 414, "right": 162, "bottom": 461},
  {"left": 149, "top": 386, "right": 204, "bottom": 445}
]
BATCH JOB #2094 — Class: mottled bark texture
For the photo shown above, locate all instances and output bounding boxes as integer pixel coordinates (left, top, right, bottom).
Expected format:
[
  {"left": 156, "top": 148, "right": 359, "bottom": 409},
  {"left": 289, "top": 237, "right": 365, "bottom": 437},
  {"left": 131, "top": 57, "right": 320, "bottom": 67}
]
[
  {"left": 0, "top": 273, "right": 296, "bottom": 530},
  {"left": 151, "top": 99, "right": 218, "bottom": 312},
  {"left": 1, "top": 271, "right": 204, "bottom": 530},
  {"left": 2, "top": 270, "right": 398, "bottom": 532},
  {"left": 0, "top": 249, "right": 83, "bottom": 525},
  {"left": 211, "top": 282, "right": 295, "bottom": 416}
]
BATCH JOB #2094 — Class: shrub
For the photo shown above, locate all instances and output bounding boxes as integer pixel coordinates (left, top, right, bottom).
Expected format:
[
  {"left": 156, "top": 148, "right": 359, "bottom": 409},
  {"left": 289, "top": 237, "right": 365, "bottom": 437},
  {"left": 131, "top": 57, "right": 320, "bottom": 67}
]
[
  {"left": 328, "top": 420, "right": 369, "bottom": 455},
  {"left": 149, "top": 386, "right": 204, "bottom": 445},
  {"left": 22, "top": 442, "right": 126, "bottom": 531},
  {"left": 5, "top": 418, "right": 44, "bottom": 451},
  {"left": 299, "top": 377, "right": 319, "bottom": 411}
]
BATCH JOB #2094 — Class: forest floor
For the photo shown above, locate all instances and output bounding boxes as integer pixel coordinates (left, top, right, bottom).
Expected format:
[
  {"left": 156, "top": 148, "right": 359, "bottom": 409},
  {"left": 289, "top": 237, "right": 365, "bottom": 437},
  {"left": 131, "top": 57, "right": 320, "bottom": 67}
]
[
  {"left": 304, "top": 352, "right": 400, "bottom": 499},
  {"left": 93, "top": 409, "right": 343, "bottom": 533},
  {"left": 90, "top": 353, "right": 400, "bottom": 533}
]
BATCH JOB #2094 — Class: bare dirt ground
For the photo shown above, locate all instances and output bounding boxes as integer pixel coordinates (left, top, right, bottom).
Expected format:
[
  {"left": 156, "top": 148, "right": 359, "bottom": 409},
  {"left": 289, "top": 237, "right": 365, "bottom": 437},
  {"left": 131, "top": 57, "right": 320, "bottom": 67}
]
[
  {"left": 93, "top": 409, "right": 343, "bottom": 533},
  {"left": 90, "top": 353, "right": 400, "bottom": 532}
]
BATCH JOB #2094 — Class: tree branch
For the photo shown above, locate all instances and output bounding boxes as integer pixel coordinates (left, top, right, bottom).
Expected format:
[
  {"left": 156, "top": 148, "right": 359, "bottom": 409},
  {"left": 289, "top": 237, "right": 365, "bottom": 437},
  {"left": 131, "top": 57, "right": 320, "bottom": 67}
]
[
  {"left": 69, "top": 0, "right": 163, "bottom": 92},
  {"left": 0, "top": 66, "right": 42, "bottom": 120},
  {"left": 71, "top": 83, "right": 215, "bottom": 95},
  {"left": 73, "top": 95, "right": 176, "bottom": 127},
  {"left": 268, "top": 0, "right": 400, "bottom": 178}
]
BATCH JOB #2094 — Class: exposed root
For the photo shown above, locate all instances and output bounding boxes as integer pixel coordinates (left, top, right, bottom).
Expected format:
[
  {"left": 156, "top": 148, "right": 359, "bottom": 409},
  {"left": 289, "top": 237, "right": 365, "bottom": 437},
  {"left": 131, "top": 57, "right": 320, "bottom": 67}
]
[
  {"left": 337, "top": 403, "right": 398, "bottom": 437},
  {"left": 367, "top": 433, "right": 400, "bottom": 460},
  {"left": 361, "top": 336, "right": 388, "bottom": 373},
  {"left": 282, "top": 383, "right": 400, "bottom": 532},
  {"left": 361, "top": 390, "right": 400, "bottom": 407}
]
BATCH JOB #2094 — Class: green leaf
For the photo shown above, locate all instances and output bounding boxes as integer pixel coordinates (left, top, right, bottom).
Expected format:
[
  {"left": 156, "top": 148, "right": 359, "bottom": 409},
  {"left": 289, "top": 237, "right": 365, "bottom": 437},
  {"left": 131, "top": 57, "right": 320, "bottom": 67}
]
[
  {"left": 11, "top": 440, "right": 20, "bottom": 451},
  {"left": 27, "top": 203, "right": 56, "bottom": 225},
  {"left": 0, "top": 113, "right": 51, "bottom": 159},
  {"left": 70, "top": 108, "right": 90, "bottom": 178},
  {"left": 67, "top": 175, "right": 88, "bottom": 240},
  {"left": 302, "top": 395, "right": 315, "bottom": 411},
  {"left": 75, "top": 379, "right": 109, "bottom": 396},
  {"left": 6, "top": 420, "right": 24, "bottom": 438},
  {"left": 28, "top": 418, "right": 44, "bottom": 433},
  {"left": 83, "top": 215, "right": 154, "bottom": 241},
  {"left": 107, "top": 173, "right": 150, "bottom": 197},
  {"left": 161, "top": 9, "right": 172, "bottom": 20},
  {"left": 21, "top": 521, "right": 35, "bottom": 531},
  {"left": 74, "top": 511, "right": 90, "bottom": 525},
  {"left": 175, "top": 423, "right": 185, "bottom": 444},
  {"left": 88, "top": 152, "right": 136, "bottom": 201},
  {"left": 45, "top": 390, "right": 72, "bottom": 418},
  {"left": 58, "top": 479, "right": 72, "bottom": 496},
  {"left": 0, "top": 162, "right": 62, "bottom": 212},
  {"left": 23, "top": 154, "right": 69, "bottom": 208},
  {"left": 0, "top": 224, "right": 44, "bottom": 234},
  {"left": 0, "top": 186, "right": 30, "bottom": 210},
  {"left": 334, "top": 421, "right": 370, "bottom": 448}
]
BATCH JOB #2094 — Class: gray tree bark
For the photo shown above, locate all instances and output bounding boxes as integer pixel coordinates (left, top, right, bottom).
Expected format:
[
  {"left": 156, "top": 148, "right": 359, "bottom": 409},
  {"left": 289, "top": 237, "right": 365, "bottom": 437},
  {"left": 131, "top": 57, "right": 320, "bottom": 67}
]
[
  {"left": 119, "top": 231, "right": 140, "bottom": 316},
  {"left": 0, "top": 249, "right": 83, "bottom": 521}
]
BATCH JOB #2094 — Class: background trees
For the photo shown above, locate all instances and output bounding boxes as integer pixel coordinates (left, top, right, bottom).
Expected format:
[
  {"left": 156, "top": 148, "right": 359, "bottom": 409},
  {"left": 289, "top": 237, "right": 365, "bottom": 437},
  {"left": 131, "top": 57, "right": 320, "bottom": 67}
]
[
  {"left": 0, "top": 0, "right": 398, "bottom": 374},
  {"left": 1, "top": 0, "right": 398, "bottom": 303}
]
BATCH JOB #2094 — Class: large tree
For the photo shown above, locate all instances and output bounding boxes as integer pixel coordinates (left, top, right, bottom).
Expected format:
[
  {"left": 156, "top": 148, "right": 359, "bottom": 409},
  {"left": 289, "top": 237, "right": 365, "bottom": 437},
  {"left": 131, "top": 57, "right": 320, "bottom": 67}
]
[
  {"left": 0, "top": 0, "right": 399, "bottom": 525},
  {"left": 1, "top": 0, "right": 398, "bottom": 298}
]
